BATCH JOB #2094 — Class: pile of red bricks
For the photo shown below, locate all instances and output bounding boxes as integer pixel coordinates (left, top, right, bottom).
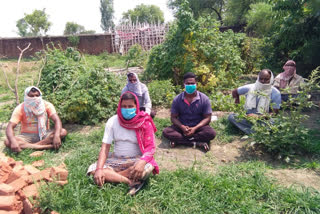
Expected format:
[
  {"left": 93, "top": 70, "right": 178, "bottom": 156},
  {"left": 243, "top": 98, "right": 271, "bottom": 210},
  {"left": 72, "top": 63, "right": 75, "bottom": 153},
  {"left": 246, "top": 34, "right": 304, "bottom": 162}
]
[{"left": 0, "top": 154, "right": 68, "bottom": 214}]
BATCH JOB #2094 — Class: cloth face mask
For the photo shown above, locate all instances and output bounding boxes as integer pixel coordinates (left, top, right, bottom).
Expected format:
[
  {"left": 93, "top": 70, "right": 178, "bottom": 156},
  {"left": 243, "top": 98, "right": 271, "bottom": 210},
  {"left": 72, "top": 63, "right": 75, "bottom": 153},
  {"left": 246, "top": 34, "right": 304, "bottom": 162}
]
[
  {"left": 121, "top": 108, "right": 137, "bottom": 120},
  {"left": 185, "top": 84, "right": 197, "bottom": 94}
]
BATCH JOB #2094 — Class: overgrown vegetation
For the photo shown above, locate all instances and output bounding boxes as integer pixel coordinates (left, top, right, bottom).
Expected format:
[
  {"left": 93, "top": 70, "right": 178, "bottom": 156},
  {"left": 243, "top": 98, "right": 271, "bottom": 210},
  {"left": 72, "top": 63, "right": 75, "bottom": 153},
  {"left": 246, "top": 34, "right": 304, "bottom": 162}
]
[
  {"left": 148, "top": 80, "right": 178, "bottom": 107},
  {"left": 39, "top": 47, "right": 125, "bottom": 124},
  {"left": 249, "top": 68, "right": 320, "bottom": 159}
]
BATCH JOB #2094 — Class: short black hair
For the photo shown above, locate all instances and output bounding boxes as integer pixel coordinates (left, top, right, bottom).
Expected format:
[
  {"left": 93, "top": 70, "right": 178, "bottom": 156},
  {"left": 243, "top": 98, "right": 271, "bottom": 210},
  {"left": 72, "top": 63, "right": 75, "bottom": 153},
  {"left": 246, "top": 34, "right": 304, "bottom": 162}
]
[
  {"left": 121, "top": 92, "right": 137, "bottom": 104},
  {"left": 127, "top": 73, "right": 135, "bottom": 78},
  {"left": 30, "top": 87, "right": 39, "bottom": 93},
  {"left": 183, "top": 72, "right": 196, "bottom": 81},
  {"left": 259, "top": 69, "right": 272, "bottom": 76}
]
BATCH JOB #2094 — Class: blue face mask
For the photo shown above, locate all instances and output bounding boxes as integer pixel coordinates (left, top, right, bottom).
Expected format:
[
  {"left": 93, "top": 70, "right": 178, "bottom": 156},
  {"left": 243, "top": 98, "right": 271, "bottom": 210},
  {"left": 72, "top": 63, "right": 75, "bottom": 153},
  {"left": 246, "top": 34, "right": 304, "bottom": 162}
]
[
  {"left": 185, "top": 84, "right": 197, "bottom": 94},
  {"left": 121, "top": 108, "right": 136, "bottom": 120}
]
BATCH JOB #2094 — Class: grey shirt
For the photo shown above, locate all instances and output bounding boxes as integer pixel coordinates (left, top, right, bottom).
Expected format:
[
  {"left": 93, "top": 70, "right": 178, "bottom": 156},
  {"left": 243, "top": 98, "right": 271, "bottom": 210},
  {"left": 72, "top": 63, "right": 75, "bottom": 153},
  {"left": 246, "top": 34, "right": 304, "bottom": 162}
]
[{"left": 121, "top": 85, "right": 152, "bottom": 114}]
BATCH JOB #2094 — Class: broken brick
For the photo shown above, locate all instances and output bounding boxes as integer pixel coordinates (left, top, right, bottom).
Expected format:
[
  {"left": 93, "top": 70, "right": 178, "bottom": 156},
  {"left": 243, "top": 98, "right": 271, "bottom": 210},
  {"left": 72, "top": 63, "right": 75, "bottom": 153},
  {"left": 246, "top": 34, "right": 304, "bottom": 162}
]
[
  {"left": 24, "top": 165, "right": 41, "bottom": 175},
  {"left": 15, "top": 190, "right": 26, "bottom": 201},
  {"left": 53, "top": 180, "right": 68, "bottom": 186},
  {"left": 0, "top": 183, "right": 14, "bottom": 196},
  {"left": 22, "top": 184, "right": 39, "bottom": 199},
  {"left": 0, "top": 161, "right": 12, "bottom": 183},
  {"left": 50, "top": 167, "right": 68, "bottom": 181},
  {"left": 51, "top": 211, "right": 60, "bottom": 214},
  {"left": 29, "top": 151, "right": 44, "bottom": 157},
  {"left": 0, "top": 196, "right": 16, "bottom": 210},
  {"left": 28, "top": 168, "right": 52, "bottom": 183},
  {"left": 22, "top": 199, "right": 33, "bottom": 214},
  {"left": 5, "top": 171, "right": 21, "bottom": 184},
  {"left": 0, "top": 211, "right": 20, "bottom": 214},
  {"left": 8, "top": 177, "right": 29, "bottom": 192},
  {"left": 31, "top": 160, "right": 45, "bottom": 168}
]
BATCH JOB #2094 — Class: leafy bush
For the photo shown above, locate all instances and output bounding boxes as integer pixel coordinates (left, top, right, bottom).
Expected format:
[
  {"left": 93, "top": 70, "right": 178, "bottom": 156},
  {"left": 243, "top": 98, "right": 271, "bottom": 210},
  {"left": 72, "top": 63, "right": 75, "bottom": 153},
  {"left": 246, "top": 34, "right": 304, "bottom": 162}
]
[
  {"left": 148, "top": 80, "right": 178, "bottom": 107},
  {"left": 145, "top": 1, "right": 264, "bottom": 91},
  {"left": 210, "top": 91, "right": 245, "bottom": 112},
  {"left": 125, "top": 44, "right": 147, "bottom": 68},
  {"left": 249, "top": 68, "right": 320, "bottom": 158},
  {"left": 39, "top": 47, "right": 125, "bottom": 124}
]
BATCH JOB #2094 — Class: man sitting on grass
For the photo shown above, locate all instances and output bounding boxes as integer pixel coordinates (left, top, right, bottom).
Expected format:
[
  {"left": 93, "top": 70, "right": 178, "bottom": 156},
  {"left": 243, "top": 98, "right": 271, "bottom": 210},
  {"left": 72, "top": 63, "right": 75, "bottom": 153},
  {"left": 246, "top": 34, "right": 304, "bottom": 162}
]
[
  {"left": 228, "top": 69, "right": 281, "bottom": 134},
  {"left": 4, "top": 86, "right": 67, "bottom": 152},
  {"left": 162, "top": 72, "right": 216, "bottom": 152}
]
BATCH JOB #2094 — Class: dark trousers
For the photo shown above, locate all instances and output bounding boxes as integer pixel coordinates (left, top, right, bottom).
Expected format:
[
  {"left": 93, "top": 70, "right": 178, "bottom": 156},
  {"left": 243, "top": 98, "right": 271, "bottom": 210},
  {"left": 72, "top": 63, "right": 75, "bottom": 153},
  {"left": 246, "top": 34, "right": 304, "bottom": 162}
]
[{"left": 162, "top": 125, "right": 216, "bottom": 146}]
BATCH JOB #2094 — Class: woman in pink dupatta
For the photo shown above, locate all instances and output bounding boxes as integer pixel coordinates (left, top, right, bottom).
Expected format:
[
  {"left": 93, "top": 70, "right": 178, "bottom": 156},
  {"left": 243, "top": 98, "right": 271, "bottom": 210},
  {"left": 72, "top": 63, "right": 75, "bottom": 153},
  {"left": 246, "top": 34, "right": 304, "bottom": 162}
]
[{"left": 87, "top": 92, "right": 159, "bottom": 195}]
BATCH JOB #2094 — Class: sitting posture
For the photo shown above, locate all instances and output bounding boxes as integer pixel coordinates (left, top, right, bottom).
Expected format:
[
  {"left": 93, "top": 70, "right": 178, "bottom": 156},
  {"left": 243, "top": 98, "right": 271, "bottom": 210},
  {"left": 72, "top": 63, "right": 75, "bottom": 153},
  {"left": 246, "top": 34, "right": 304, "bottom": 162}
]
[
  {"left": 5, "top": 86, "right": 67, "bottom": 152},
  {"left": 162, "top": 72, "right": 216, "bottom": 152},
  {"left": 87, "top": 92, "right": 159, "bottom": 195},
  {"left": 121, "top": 72, "right": 155, "bottom": 118},
  {"left": 228, "top": 69, "right": 281, "bottom": 134},
  {"left": 273, "top": 60, "right": 304, "bottom": 102}
]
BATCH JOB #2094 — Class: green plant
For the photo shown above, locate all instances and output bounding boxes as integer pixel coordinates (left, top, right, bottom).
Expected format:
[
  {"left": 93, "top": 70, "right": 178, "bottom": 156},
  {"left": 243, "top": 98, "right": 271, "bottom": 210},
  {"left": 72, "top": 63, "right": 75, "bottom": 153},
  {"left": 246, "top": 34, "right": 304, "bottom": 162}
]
[
  {"left": 153, "top": 117, "right": 171, "bottom": 138},
  {"left": 67, "top": 36, "right": 80, "bottom": 47},
  {"left": 249, "top": 67, "right": 320, "bottom": 158},
  {"left": 125, "top": 44, "right": 147, "bottom": 68},
  {"left": 147, "top": 80, "right": 178, "bottom": 107},
  {"left": 210, "top": 91, "right": 245, "bottom": 112},
  {"left": 39, "top": 46, "right": 125, "bottom": 124}
]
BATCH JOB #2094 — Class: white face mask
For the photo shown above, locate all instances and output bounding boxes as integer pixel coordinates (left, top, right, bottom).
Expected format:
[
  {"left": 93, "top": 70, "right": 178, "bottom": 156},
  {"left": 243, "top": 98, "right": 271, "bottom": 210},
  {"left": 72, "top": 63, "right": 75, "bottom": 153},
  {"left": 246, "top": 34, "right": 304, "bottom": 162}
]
[{"left": 255, "top": 81, "right": 272, "bottom": 91}]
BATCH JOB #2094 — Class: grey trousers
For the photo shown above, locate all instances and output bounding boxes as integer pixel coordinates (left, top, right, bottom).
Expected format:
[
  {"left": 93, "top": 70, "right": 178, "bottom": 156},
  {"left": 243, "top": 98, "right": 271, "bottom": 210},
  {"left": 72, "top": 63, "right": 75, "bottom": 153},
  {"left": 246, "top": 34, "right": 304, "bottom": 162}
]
[{"left": 228, "top": 113, "right": 254, "bottom": 135}]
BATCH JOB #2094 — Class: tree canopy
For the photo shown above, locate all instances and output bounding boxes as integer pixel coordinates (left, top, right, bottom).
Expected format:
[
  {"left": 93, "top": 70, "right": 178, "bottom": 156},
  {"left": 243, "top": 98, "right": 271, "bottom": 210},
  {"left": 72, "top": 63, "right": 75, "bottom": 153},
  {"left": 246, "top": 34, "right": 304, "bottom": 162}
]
[
  {"left": 16, "top": 9, "right": 51, "bottom": 37},
  {"left": 121, "top": 4, "right": 164, "bottom": 24},
  {"left": 64, "top": 22, "right": 95, "bottom": 35},
  {"left": 100, "top": 0, "right": 114, "bottom": 31}
]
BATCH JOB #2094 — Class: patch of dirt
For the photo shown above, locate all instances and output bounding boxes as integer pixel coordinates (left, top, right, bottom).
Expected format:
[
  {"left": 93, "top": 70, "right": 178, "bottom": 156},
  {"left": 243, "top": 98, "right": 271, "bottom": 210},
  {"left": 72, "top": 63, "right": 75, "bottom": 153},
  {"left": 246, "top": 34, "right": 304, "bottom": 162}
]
[
  {"left": 63, "top": 124, "right": 101, "bottom": 135},
  {"left": 154, "top": 107, "right": 170, "bottom": 119},
  {"left": 267, "top": 169, "right": 320, "bottom": 191},
  {"left": 105, "top": 67, "right": 144, "bottom": 75},
  {"left": 1, "top": 61, "right": 38, "bottom": 73},
  {"left": 0, "top": 100, "right": 14, "bottom": 106}
]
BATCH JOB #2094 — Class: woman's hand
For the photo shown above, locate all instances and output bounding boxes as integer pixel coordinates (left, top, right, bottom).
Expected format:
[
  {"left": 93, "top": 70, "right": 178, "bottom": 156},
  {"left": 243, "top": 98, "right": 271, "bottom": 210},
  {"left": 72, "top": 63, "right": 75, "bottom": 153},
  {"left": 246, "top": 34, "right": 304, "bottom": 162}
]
[
  {"left": 130, "top": 160, "right": 147, "bottom": 181},
  {"left": 94, "top": 169, "right": 105, "bottom": 186}
]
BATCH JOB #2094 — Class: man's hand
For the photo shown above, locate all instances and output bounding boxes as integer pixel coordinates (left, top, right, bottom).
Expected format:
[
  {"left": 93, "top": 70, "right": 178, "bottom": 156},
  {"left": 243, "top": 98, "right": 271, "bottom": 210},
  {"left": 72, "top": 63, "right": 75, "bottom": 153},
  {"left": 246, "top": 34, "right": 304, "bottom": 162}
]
[
  {"left": 185, "top": 126, "right": 197, "bottom": 137},
  {"left": 181, "top": 125, "right": 190, "bottom": 136},
  {"left": 130, "top": 160, "right": 147, "bottom": 181},
  {"left": 94, "top": 169, "right": 105, "bottom": 186},
  {"left": 52, "top": 135, "right": 61, "bottom": 149},
  {"left": 10, "top": 139, "right": 21, "bottom": 153}
]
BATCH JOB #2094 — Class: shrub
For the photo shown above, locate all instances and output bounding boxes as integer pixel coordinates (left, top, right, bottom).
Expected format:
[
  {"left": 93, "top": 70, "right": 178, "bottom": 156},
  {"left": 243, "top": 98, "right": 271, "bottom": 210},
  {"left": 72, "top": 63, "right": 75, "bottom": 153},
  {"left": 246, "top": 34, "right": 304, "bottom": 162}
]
[
  {"left": 249, "top": 67, "right": 320, "bottom": 158},
  {"left": 144, "top": 1, "right": 264, "bottom": 91},
  {"left": 125, "top": 44, "right": 147, "bottom": 68},
  {"left": 39, "top": 47, "right": 125, "bottom": 124},
  {"left": 148, "top": 80, "right": 178, "bottom": 107}
]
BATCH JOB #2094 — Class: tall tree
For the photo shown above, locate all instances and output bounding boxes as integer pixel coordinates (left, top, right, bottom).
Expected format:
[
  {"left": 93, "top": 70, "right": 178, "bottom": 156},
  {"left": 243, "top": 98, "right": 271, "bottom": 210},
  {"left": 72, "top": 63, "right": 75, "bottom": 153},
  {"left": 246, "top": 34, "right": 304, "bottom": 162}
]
[
  {"left": 100, "top": 0, "right": 114, "bottom": 32},
  {"left": 16, "top": 9, "right": 51, "bottom": 37},
  {"left": 121, "top": 4, "right": 164, "bottom": 24},
  {"left": 168, "top": 0, "right": 224, "bottom": 24},
  {"left": 64, "top": 22, "right": 85, "bottom": 35}
]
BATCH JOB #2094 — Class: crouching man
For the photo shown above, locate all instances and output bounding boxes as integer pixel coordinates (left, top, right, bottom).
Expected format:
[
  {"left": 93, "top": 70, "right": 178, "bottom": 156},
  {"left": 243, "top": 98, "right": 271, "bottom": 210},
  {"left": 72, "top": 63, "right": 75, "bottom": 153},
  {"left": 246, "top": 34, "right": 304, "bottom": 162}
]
[{"left": 4, "top": 86, "right": 67, "bottom": 152}]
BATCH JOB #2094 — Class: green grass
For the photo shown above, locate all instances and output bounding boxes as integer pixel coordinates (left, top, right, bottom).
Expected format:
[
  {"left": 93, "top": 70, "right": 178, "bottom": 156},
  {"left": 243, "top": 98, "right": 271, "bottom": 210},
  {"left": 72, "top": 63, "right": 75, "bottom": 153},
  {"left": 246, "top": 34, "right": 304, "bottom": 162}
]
[
  {"left": 153, "top": 117, "right": 171, "bottom": 138},
  {"left": 211, "top": 116, "right": 243, "bottom": 144},
  {"left": 84, "top": 53, "right": 127, "bottom": 68}
]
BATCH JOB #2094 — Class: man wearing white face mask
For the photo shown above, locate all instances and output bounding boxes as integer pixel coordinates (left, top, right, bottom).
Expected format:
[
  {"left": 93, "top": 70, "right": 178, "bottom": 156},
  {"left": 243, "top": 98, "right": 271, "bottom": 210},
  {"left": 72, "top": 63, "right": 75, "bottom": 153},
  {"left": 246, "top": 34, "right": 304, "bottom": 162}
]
[
  {"left": 4, "top": 86, "right": 67, "bottom": 152},
  {"left": 163, "top": 72, "right": 216, "bottom": 152},
  {"left": 228, "top": 69, "right": 281, "bottom": 134}
]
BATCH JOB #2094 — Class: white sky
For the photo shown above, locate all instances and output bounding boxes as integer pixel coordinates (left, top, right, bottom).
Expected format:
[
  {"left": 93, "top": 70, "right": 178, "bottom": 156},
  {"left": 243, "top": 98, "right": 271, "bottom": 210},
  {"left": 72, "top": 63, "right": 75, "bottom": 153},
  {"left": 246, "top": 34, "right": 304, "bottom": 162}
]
[{"left": 0, "top": 0, "right": 174, "bottom": 38}]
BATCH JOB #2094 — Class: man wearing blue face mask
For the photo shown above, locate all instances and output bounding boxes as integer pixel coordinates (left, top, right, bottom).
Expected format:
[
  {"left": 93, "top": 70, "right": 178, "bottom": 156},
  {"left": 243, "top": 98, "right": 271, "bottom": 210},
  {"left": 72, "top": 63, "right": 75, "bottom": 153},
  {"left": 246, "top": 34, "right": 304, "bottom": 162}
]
[{"left": 162, "top": 72, "right": 216, "bottom": 152}]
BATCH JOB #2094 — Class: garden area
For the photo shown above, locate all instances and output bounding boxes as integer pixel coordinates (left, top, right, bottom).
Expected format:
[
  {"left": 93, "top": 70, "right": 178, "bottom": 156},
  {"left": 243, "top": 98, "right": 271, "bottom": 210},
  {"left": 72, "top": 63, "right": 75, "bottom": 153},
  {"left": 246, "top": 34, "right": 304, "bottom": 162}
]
[{"left": 1, "top": 0, "right": 320, "bottom": 213}]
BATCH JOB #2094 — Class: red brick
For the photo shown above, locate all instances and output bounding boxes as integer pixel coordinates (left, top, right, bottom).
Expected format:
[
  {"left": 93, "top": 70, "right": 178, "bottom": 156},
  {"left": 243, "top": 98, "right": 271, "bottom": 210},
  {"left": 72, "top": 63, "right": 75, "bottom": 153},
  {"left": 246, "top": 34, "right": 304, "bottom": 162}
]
[
  {"left": 0, "top": 183, "right": 14, "bottom": 196},
  {"left": 51, "top": 211, "right": 60, "bottom": 214},
  {"left": 0, "top": 161, "right": 12, "bottom": 183},
  {"left": 24, "top": 165, "right": 41, "bottom": 175},
  {"left": 29, "top": 151, "right": 44, "bottom": 157},
  {"left": 53, "top": 180, "right": 68, "bottom": 186},
  {"left": 50, "top": 167, "right": 68, "bottom": 181},
  {"left": 15, "top": 190, "right": 26, "bottom": 201},
  {"left": 31, "top": 160, "right": 45, "bottom": 168},
  {"left": 28, "top": 168, "right": 52, "bottom": 183},
  {"left": 5, "top": 171, "right": 21, "bottom": 184},
  {"left": 22, "top": 184, "right": 39, "bottom": 198},
  {"left": 0, "top": 211, "right": 19, "bottom": 214},
  {"left": 0, "top": 196, "right": 16, "bottom": 210},
  {"left": 7, "top": 158, "right": 16, "bottom": 168},
  {"left": 8, "top": 177, "right": 28, "bottom": 192},
  {"left": 22, "top": 199, "right": 33, "bottom": 214}
]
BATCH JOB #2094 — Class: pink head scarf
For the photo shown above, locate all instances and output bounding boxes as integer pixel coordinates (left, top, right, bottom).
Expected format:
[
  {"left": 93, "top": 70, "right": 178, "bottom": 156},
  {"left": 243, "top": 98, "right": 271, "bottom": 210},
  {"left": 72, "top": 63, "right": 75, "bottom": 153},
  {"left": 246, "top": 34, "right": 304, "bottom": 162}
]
[
  {"left": 279, "top": 60, "right": 296, "bottom": 88},
  {"left": 117, "top": 91, "right": 159, "bottom": 174}
]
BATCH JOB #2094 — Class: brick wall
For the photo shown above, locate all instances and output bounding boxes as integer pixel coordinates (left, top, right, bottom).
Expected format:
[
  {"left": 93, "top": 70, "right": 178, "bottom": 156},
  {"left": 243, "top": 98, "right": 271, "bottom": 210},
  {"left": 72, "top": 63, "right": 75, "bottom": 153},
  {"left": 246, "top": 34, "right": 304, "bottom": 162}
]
[{"left": 0, "top": 34, "right": 114, "bottom": 58}]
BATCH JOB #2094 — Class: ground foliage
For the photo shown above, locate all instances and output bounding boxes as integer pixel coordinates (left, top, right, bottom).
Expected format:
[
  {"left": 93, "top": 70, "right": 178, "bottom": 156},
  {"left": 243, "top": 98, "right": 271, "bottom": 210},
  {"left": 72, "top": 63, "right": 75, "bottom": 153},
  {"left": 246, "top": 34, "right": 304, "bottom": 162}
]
[
  {"left": 145, "top": 0, "right": 264, "bottom": 91},
  {"left": 249, "top": 68, "right": 320, "bottom": 158},
  {"left": 39, "top": 47, "right": 124, "bottom": 124}
]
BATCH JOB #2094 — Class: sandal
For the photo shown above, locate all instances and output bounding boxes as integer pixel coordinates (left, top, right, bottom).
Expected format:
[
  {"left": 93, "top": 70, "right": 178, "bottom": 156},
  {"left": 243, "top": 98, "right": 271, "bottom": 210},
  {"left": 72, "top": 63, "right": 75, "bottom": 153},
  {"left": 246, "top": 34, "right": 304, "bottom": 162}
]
[
  {"left": 198, "top": 142, "right": 210, "bottom": 153},
  {"left": 128, "top": 180, "right": 146, "bottom": 196},
  {"left": 169, "top": 141, "right": 176, "bottom": 148}
]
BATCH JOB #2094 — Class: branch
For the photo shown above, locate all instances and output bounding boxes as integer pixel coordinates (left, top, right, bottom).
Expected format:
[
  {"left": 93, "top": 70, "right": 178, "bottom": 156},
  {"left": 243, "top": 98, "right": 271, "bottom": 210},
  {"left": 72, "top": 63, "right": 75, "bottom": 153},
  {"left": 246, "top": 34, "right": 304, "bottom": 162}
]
[
  {"left": 15, "top": 42, "right": 31, "bottom": 105},
  {"left": 36, "top": 54, "right": 47, "bottom": 87},
  {"left": 211, "top": 6, "right": 223, "bottom": 25}
]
